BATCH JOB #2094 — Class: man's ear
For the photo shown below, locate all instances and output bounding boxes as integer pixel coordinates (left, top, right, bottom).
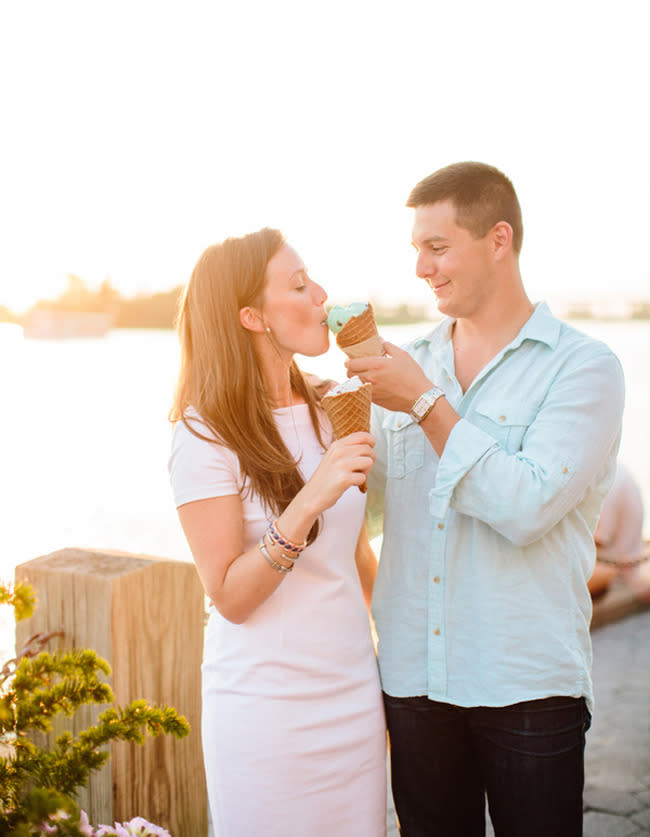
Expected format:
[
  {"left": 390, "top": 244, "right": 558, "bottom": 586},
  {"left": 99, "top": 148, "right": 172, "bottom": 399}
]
[
  {"left": 492, "top": 221, "right": 513, "bottom": 260},
  {"left": 239, "top": 306, "right": 266, "bottom": 333}
]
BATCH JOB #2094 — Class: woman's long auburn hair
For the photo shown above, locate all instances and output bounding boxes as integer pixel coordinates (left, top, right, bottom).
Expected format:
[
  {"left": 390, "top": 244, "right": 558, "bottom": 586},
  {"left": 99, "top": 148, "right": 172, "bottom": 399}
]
[{"left": 169, "top": 227, "right": 325, "bottom": 542}]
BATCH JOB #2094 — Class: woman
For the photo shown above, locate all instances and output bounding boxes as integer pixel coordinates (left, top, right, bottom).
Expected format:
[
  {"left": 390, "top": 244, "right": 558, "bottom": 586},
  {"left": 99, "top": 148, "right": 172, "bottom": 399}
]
[{"left": 168, "top": 228, "right": 387, "bottom": 835}]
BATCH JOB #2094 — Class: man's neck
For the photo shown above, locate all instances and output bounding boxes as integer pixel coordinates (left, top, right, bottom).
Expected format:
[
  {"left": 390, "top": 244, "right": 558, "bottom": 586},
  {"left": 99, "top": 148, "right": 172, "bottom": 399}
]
[
  {"left": 451, "top": 292, "right": 535, "bottom": 393},
  {"left": 453, "top": 291, "right": 535, "bottom": 353}
]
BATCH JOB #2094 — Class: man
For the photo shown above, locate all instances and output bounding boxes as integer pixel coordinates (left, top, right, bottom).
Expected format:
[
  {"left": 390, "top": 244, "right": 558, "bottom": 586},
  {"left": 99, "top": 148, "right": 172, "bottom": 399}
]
[{"left": 348, "top": 162, "right": 625, "bottom": 836}]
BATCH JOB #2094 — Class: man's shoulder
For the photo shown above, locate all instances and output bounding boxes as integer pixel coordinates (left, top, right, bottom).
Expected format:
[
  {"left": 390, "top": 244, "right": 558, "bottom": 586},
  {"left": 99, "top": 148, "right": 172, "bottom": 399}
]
[
  {"left": 534, "top": 304, "right": 620, "bottom": 365},
  {"left": 555, "top": 317, "right": 620, "bottom": 363}
]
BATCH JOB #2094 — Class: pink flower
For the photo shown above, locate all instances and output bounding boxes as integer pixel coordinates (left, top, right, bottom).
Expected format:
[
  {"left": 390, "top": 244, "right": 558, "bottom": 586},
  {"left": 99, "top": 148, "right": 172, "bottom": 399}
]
[
  {"left": 112, "top": 826, "right": 130, "bottom": 837},
  {"left": 123, "top": 818, "right": 171, "bottom": 837},
  {"left": 85, "top": 815, "right": 171, "bottom": 837},
  {"left": 79, "top": 810, "right": 94, "bottom": 837},
  {"left": 41, "top": 809, "right": 71, "bottom": 831}
]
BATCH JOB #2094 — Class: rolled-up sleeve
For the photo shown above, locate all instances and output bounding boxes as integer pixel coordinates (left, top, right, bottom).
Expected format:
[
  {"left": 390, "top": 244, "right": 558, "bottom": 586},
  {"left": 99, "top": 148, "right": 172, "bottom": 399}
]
[
  {"left": 438, "top": 348, "right": 625, "bottom": 546},
  {"left": 429, "top": 420, "right": 497, "bottom": 518}
]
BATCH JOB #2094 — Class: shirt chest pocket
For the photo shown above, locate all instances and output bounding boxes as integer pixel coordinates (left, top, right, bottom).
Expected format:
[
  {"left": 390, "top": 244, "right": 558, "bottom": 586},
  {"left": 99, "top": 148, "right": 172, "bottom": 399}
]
[
  {"left": 471, "top": 403, "right": 537, "bottom": 454},
  {"left": 382, "top": 412, "right": 426, "bottom": 478}
]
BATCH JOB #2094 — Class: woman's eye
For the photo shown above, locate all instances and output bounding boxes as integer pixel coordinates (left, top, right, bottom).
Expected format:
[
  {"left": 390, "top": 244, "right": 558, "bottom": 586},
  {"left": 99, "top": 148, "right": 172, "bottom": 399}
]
[{"left": 295, "top": 284, "right": 306, "bottom": 291}]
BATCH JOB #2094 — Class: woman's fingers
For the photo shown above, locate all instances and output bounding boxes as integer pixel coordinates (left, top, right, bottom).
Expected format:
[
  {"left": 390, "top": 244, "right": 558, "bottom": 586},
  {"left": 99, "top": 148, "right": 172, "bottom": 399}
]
[
  {"left": 327, "top": 438, "right": 376, "bottom": 468},
  {"left": 305, "top": 437, "right": 376, "bottom": 510},
  {"left": 337, "top": 431, "right": 375, "bottom": 447}
]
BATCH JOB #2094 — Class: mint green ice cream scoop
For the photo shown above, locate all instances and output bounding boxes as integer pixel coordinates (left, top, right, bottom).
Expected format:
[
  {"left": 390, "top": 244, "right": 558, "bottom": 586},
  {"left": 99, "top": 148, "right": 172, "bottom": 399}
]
[{"left": 326, "top": 303, "right": 369, "bottom": 333}]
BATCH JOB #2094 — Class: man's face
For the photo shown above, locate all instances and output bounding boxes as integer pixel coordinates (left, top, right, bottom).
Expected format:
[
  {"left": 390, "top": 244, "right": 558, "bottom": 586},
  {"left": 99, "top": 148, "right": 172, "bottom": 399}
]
[{"left": 411, "top": 200, "right": 495, "bottom": 320}]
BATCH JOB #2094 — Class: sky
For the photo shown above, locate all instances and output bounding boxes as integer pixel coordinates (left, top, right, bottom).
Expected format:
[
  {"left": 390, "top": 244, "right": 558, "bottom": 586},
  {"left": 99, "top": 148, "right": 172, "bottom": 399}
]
[{"left": 1, "top": 0, "right": 648, "bottom": 314}]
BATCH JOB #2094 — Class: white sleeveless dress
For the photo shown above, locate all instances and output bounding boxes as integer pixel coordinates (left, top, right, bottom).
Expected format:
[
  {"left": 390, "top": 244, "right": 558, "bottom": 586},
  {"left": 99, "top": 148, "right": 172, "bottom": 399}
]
[{"left": 169, "top": 404, "right": 387, "bottom": 836}]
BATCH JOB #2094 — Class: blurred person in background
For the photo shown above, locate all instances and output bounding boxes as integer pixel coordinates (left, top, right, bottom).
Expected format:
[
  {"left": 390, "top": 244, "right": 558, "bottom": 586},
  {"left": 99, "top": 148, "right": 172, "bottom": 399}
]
[{"left": 588, "top": 462, "right": 648, "bottom": 601}]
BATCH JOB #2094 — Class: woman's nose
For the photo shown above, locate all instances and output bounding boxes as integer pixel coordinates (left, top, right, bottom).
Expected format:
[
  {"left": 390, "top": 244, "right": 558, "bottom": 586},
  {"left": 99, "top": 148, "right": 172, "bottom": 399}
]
[{"left": 314, "top": 282, "right": 327, "bottom": 305}]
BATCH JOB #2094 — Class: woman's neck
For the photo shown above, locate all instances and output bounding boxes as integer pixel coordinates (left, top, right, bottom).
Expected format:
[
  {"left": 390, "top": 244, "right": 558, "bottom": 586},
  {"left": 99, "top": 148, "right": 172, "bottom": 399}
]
[
  {"left": 259, "top": 350, "right": 302, "bottom": 409},
  {"left": 253, "top": 333, "right": 309, "bottom": 408},
  {"left": 268, "top": 382, "right": 295, "bottom": 408}
]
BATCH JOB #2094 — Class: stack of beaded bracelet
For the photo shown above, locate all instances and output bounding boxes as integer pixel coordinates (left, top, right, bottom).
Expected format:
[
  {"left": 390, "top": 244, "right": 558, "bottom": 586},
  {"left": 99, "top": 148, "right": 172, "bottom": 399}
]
[
  {"left": 268, "top": 519, "right": 307, "bottom": 558},
  {"left": 258, "top": 519, "right": 307, "bottom": 575}
]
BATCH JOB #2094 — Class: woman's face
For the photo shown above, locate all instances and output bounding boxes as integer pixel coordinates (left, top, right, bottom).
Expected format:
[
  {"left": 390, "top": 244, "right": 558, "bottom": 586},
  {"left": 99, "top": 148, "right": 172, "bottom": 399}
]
[{"left": 261, "top": 244, "right": 329, "bottom": 357}]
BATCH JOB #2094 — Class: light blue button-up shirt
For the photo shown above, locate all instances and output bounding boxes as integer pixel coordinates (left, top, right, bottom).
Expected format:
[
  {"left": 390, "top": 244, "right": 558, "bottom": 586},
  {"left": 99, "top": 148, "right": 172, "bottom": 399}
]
[{"left": 368, "top": 303, "right": 624, "bottom": 713}]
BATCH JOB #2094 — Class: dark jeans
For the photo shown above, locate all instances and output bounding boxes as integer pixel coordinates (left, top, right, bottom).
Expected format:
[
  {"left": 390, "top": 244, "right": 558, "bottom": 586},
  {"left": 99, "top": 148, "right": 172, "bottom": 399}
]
[{"left": 383, "top": 693, "right": 591, "bottom": 837}]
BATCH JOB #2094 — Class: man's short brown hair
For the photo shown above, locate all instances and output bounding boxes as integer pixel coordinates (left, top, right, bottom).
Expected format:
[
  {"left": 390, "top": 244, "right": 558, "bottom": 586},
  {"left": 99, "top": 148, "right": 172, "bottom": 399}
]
[{"left": 406, "top": 162, "right": 523, "bottom": 254}]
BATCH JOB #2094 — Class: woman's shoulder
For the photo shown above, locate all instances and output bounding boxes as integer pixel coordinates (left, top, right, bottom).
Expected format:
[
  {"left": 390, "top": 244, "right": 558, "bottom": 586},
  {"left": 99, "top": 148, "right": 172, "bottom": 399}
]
[
  {"left": 169, "top": 410, "right": 243, "bottom": 507},
  {"left": 173, "top": 407, "right": 224, "bottom": 445},
  {"left": 170, "top": 409, "right": 239, "bottom": 469}
]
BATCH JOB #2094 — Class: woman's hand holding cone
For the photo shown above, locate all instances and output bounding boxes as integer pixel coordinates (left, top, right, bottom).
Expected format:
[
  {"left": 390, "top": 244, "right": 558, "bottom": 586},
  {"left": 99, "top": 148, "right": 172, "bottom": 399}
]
[{"left": 299, "top": 432, "right": 376, "bottom": 511}]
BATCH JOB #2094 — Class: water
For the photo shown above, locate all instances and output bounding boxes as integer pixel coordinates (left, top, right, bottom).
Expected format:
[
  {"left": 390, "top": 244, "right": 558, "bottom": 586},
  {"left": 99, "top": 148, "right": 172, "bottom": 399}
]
[{"left": 2, "top": 319, "right": 649, "bottom": 661}]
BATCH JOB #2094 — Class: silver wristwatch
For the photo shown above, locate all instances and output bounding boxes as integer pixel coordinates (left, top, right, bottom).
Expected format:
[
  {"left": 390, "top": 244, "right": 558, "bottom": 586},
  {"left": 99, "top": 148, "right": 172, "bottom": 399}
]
[{"left": 409, "top": 386, "right": 445, "bottom": 423}]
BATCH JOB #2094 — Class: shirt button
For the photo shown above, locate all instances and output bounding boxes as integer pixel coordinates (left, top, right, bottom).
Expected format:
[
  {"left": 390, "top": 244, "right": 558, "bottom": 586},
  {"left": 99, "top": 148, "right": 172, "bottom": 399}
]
[
  {"left": 397, "top": 420, "right": 403, "bottom": 428},
  {"left": 562, "top": 466, "right": 569, "bottom": 474},
  {"left": 433, "top": 576, "right": 440, "bottom": 583},
  {"left": 498, "top": 415, "right": 506, "bottom": 422},
  {"left": 433, "top": 628, "right": 441, "bottom": 636},
  {"left": 437, "top": 522, "right": 444, "bottom": 530}
]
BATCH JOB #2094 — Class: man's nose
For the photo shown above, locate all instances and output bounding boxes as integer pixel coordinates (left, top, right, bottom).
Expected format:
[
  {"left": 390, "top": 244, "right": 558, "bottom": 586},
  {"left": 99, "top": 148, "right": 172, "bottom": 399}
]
[{"left": 416, "top": 251, "right": 435, "bottom": 279}]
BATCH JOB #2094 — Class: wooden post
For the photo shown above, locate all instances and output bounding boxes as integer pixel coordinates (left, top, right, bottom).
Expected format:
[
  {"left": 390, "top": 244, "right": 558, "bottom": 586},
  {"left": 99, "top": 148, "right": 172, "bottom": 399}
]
[{"left": 15, "top": 548, "right": 207, "bottom": 837}]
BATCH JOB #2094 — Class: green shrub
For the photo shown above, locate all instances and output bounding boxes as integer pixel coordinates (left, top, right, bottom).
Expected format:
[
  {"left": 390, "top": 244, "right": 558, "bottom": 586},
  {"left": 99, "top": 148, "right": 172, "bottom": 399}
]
[{"left": 0, "top": 580, "right": 189, "bottom": 836}]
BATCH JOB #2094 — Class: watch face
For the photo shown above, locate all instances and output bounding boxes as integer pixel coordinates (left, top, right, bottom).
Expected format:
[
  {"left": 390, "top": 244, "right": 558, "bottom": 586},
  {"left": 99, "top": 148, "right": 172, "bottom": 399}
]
[
  {"left": 414, "top": 398, "right": 430, "bottom": 418},
  {"left": 411, "top": 387, "right": 443, "bottom": 422},
  {"left": 411, "top": 394, "right": 431, "bottom": 420}
]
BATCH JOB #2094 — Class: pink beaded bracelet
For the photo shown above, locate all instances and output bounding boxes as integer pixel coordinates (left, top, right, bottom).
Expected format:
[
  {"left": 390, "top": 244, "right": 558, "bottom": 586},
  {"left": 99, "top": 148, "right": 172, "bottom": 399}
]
[
  {"left": 263, "top": 531, "right": 296, "bottom": 565},
  {"left": 268, "top": 520, "right": 307, "bottom": 556}
]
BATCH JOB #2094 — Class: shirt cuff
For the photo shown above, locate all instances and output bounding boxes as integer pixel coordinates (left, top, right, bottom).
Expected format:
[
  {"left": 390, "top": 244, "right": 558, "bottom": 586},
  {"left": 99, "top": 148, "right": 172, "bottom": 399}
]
[{"left": 429, "top": 418, "right": 497, "bottom": 518}]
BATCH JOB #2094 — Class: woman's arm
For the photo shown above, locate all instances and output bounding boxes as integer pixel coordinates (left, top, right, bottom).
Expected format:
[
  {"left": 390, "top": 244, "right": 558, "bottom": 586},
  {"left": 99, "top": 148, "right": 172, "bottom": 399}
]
[
  {"left": 354, "top": 521, "right": 378, "bottom": 611},
  {"left": 178, "top": 431, "right": 376, "bottom": 624},
  {"left": 178, "top": 493, "right": 290, "bottom": 624}
]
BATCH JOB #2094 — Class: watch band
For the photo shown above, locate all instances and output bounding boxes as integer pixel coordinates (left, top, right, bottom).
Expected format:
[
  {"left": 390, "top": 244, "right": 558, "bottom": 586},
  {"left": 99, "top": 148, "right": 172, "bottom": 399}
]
[{"left": 409, "top": 386, "right": 445, "bottom": 423}]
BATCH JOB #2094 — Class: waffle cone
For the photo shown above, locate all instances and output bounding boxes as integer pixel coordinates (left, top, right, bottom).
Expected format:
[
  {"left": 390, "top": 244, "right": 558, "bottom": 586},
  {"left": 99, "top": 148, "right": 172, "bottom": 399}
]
[
  {"left": 336, "top": 304, "right": 384, "bottom": 358},
  {"left": 321, "top": 382, "right": 372, "bottom": 492}
]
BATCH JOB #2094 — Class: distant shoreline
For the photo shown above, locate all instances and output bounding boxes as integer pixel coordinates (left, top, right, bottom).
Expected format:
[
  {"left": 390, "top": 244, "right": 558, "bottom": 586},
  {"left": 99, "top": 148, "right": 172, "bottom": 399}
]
[
  {"left": 3, "top": 274, "right": 650, "bottom": 328},
  {"left": 3, "top": 300, "right": 650, "bottom": 331},
  {"left": 4, "top": 315, "right": 650, "bottom": 333}
]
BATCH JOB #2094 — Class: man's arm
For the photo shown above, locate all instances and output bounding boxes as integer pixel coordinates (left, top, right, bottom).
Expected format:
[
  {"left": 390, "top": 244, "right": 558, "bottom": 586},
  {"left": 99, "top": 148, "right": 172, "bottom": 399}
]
[
  {"left": 349, "top": 342, "right": 625, "bottom": 548},
  {"left": 434, "top": 348, "right": 624, "bottom": 545}
]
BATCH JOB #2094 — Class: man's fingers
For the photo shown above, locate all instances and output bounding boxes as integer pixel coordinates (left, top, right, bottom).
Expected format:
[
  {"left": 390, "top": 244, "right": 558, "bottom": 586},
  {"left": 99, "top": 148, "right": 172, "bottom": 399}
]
[
  {"left": 346, "top": 355, "right": 388, "bottom": 374},
  {"left": 381, "top": 341, "right": 398, "bottom": 355}
]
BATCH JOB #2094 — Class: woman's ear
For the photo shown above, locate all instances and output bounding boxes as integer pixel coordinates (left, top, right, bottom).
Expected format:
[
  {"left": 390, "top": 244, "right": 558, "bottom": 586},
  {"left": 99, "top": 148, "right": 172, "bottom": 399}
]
[{"left": 239, "top": 306, "right": 266, "bottom": 333}]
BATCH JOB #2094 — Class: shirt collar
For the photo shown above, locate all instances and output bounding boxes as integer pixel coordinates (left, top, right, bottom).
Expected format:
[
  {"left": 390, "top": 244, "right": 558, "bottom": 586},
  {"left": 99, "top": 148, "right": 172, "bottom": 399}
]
[{"left": 413, "top": 301, "right": 561, "bottom": 353}]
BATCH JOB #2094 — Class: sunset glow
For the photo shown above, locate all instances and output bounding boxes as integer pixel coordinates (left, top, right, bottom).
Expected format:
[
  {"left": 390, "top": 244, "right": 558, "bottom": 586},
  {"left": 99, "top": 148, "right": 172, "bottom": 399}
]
[{"left": 1, "top": 1, "right": 648, "bottom": 314}]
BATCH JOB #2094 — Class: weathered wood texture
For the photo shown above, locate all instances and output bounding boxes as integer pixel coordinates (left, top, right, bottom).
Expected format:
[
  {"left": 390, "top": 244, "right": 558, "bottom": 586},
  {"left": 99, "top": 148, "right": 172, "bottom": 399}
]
[{"left": 15, "top": 548, "right": 207, "bottom": 837}]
